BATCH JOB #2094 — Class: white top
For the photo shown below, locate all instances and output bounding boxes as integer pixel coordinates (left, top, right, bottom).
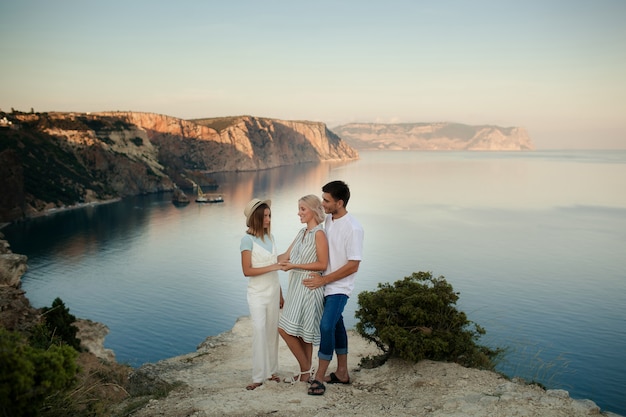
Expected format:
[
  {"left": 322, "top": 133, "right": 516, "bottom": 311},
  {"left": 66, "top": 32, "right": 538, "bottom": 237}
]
[
  {"left": 323, "top": 212, "right": 364, "bottom": 297},
  {"left": 240, "top": 234, "right": 279, "bottom": 297}
]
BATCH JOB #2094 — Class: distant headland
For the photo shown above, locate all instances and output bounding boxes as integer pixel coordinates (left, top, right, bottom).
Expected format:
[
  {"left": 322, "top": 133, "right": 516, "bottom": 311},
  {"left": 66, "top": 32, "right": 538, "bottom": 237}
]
[{"left": 332, "top": 122, "right": 535, "bottom": 151}]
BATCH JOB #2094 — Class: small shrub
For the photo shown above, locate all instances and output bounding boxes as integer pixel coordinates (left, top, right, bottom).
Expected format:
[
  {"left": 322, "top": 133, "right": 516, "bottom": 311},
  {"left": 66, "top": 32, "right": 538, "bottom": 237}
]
[
  {"left": 40, "top": 297, "right": 81, "bottom": 350},
  {"left": 355, "top": 271, "right": 501, "bottom": 369},
  {"left": 0, "top": 328, "right": 78, "bottom": 417}
]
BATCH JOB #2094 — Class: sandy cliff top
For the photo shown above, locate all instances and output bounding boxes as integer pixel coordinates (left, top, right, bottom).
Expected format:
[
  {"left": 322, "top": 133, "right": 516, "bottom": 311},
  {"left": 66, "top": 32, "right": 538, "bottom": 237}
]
[{"left": 122, "top": 316, "right": 616, "bottom": 417}]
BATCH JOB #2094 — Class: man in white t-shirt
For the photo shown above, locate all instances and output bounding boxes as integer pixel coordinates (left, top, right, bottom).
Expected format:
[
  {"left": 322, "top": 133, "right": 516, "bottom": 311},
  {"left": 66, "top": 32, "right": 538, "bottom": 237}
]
[{"left": 303, "top": 180, "right": 364, "bottom": 395}]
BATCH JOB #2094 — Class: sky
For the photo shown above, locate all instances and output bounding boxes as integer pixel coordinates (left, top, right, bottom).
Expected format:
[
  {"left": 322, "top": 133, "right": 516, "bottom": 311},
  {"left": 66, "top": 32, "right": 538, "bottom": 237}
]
[{"left": 1, "top": 0, "right": 625, "bottom": 149}]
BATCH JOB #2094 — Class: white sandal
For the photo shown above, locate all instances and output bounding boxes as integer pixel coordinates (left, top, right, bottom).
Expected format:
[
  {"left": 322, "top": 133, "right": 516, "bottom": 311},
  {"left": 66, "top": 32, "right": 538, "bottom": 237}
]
[{"left": 283, "top": 367, "right": 315, "bottom": 384}]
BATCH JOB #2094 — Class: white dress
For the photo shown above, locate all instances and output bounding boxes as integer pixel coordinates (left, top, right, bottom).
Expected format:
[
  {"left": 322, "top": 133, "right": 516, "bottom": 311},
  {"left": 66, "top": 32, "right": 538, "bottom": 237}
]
[{"left": 243, "top": 235, "right": 280, "bottom": 383}]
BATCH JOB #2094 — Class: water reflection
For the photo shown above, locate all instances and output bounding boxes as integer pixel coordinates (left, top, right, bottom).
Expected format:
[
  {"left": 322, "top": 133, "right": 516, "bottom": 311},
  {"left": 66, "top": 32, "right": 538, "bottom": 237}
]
[{"left": 3, "top": 151, "right": 625, "bottom": 415}]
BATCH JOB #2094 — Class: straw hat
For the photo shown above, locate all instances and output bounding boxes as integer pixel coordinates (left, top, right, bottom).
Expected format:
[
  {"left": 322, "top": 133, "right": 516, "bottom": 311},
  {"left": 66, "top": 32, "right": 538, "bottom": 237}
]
[{"left": 244, "top": 198, "right": 271, "bottom": 227}]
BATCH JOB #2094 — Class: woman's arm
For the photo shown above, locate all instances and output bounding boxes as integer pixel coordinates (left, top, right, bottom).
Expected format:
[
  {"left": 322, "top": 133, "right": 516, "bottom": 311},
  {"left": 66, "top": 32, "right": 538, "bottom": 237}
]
[
  {"left": 281, "top": 230, "right": 328, "bottom": 272},
  {"left": 241, "top": 250, "right": 280, "bottom": 277},
  {"left": 277, "top": 238, "right": 296, "bottom": 263}
]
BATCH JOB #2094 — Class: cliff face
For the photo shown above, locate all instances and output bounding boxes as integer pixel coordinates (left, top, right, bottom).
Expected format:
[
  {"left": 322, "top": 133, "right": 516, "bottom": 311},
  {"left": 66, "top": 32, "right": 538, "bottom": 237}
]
[
  {"left": 332, "top": 122, "right": 535, "bottom": 151},
  {"left": 105, "top": 113, "right": 358, "bottom": 173},
  {"left": 0, "top": 112, "right": 358, "bottom": 221},
  {"left": 0, "top": 233, "right": 37, "bottom": 333}
]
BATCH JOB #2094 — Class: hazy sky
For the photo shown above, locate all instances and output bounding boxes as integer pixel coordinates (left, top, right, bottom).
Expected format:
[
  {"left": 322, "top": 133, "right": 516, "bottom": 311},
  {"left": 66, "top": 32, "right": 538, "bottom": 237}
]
[{"left": 1, "top": 1, "right": 625, "bottom": 149}]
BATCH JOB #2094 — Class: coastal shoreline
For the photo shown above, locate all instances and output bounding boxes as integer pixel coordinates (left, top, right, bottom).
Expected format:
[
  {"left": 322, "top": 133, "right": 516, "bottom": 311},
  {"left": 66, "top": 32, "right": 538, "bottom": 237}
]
[
  {"left": 1, "top": 217, "right": 622, "bottom": 416},
  {"left": 1, "top": 197, "right": 123, "bottom": 230},
  {"left": 0, "top": 240, "right": 621, "bottom": 416},
  {"left": 34, "top": 197, "right": 122, "bottom": 220}
]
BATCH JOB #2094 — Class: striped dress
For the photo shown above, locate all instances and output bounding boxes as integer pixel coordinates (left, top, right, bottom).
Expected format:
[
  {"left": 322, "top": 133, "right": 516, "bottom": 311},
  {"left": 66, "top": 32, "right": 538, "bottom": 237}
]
[{"left": 278, "top": 224, "right": 325, "bottom": 345}]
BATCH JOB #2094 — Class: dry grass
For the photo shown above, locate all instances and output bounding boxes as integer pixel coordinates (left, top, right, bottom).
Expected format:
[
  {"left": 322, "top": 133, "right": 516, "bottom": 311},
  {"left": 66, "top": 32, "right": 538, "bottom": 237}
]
[{"left": 43, "top": 352, "right": 133, "bottom": 417}]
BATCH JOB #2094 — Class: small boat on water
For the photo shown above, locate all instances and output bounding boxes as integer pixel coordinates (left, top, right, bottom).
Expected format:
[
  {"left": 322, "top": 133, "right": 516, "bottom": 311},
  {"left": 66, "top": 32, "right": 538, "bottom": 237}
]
[
  {"left": 206, "top": 195, "right": 224, "bottom": 203},
  {"left": 196, "top": 186, "right": 224, "bottom": 203}
]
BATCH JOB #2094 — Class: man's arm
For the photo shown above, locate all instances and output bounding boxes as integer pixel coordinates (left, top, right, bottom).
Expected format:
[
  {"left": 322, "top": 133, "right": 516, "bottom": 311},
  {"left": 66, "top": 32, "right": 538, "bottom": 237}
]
[{"left": 303, "top": 260, "right": 360, "bottom": 290}]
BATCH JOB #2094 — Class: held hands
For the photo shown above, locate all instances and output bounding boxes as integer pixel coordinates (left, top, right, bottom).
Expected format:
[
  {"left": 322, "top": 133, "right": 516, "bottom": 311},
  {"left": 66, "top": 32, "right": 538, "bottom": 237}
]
[
  {"left": 277, "top": 261, "right": 326, "bottom": 289},
  {"left": 278, "top": 261, "right": 294, "bottom": 271}
]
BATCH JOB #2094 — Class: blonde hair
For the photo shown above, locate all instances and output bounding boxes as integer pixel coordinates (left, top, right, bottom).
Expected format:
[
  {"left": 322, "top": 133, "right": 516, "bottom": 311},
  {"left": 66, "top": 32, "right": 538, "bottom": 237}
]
[{"left": 299, "top": 194, "right": 325, "bottom": 224}]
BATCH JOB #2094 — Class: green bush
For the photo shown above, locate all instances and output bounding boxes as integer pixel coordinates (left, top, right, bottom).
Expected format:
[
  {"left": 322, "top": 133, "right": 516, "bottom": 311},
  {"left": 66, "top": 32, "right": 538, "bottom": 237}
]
[
  {"left": 0, "top": 328, "right": 78, "bottom": 417},
  {"left": 40, "top": 298, "right": 81, "bottom": 351},
  {"left": 355, "top": 271, "right": 501, "bottom": 369}
]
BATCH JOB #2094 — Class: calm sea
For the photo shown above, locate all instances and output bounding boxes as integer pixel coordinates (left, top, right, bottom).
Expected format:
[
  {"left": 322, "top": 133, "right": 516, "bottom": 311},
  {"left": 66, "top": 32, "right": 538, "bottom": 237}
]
[{"left": 3, "top": 150, "right": 625, "bottom": 415}]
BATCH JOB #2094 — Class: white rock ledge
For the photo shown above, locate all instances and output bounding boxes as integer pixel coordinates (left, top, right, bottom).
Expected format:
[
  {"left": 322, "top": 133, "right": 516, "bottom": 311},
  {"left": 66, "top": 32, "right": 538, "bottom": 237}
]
[{"left": 126, "top": 316, "right": 622, "bottom": 417}]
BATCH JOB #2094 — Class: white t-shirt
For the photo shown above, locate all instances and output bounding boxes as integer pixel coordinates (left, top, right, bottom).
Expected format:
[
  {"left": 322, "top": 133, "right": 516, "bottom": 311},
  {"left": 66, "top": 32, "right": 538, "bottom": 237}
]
[{"left": 324, "top": 212, "right": 364, "bottom": 297}]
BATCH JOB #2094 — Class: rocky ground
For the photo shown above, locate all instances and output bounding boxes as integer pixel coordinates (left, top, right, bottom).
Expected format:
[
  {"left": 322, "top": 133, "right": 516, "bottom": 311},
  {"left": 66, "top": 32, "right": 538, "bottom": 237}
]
[{"left": 118, "top": 316, "right": 619, "bottom": 417}]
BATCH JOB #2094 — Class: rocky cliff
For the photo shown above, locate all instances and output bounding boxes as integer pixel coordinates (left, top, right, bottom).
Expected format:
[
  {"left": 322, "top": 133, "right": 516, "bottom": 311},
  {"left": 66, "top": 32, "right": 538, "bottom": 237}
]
[
  {"left": 0, "top": 111, "right": 358, "bottom": 222},
  {"left": 100, "top": 112, "right": 358, "bottom": 174},
  {"left": 0, "top": 234, "right": 36, "bottom": 333},
  {"left": 332, "top": 122, "right": 535, "bottom": 151}
]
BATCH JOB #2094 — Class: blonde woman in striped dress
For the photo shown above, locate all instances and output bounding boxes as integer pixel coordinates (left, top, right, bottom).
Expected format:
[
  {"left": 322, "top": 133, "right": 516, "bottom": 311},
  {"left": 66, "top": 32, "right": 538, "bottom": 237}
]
[{"left": 278, "top": 194, "right": 328, "bottom": 384}]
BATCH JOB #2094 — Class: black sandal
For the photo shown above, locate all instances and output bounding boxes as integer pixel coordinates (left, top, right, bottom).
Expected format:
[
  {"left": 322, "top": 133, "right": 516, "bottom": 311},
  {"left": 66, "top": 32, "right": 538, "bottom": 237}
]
[
  {"left": 327, "top": 372, "right": 351, "bottom": 384},
  {"left": 307, "top": 379, "right": 326, "bottom": 396}
]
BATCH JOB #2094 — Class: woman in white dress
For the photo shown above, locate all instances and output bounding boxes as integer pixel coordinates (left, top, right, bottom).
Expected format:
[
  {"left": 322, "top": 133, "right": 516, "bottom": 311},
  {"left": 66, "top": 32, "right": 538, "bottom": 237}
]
[
  {"left": 240, "top": 198, "right": 284, "bottom": 390},
  {"left": 278, "top": 195, "right": 328, "bottom": 383}
]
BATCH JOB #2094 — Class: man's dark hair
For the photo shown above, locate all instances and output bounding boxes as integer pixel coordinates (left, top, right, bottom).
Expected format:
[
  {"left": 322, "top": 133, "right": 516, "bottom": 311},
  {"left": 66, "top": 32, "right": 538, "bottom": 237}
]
[{"left": 322, "top": 180, "right": 351, "bottom": 207}]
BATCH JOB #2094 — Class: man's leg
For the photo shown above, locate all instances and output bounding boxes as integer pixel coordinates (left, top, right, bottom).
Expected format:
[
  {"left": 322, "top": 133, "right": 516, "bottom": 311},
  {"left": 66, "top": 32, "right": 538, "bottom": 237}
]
[
  {"left": 327, "top": 316, "right": 350, "bottom": 383},
  {"left": 313, "top": 295, "right": 348, "bottom": 384}
]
